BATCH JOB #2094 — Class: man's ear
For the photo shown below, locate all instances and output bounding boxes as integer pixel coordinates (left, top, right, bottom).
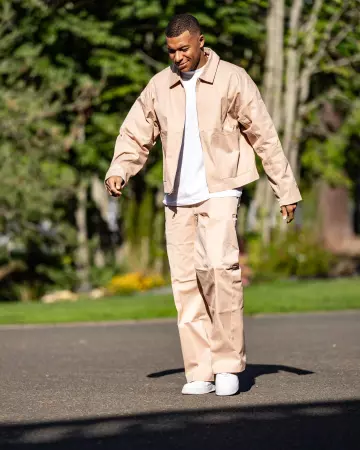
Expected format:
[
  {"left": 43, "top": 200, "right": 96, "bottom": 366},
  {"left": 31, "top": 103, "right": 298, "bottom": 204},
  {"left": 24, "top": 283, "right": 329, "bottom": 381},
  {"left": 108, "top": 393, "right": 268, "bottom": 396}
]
[{"left": 199, "top": 34, "right": 205, "bottom": 49}]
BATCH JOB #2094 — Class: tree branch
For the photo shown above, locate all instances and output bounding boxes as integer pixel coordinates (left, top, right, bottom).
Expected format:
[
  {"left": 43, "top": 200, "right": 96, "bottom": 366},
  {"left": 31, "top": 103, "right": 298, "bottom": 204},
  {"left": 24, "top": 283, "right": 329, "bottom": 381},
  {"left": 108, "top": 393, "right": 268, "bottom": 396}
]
[
  {"left": 315, "top": 53, "right": 360, "bottom": 74},
  {"left": 301, "top": 0, "right": 324, "bottom": 56},
  {"left": 329, "top": 24, "right": 353, "bottom": 54},
  {"left": 137, "top": 50, "right": 165, "bottom": 71},
  {"left": 299, "top": 87, "right": 343, "bottom": 117},
  {"left": 306, "top": 1, "right": 349, "bottom": 74},
  {"left": 299, "top": 1, "right": 350, "bottom": 104}
]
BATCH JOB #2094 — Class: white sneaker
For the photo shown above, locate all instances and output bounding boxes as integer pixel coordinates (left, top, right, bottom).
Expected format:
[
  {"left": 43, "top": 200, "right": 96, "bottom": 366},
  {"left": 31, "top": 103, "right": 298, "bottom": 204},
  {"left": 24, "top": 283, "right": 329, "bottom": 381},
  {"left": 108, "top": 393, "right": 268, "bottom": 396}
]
[
  {"left": 182, "top": 381, "right": 215, "bottom": 395},
  {"left": 215, "top": 373, "right": 239, "bottom": 396}
]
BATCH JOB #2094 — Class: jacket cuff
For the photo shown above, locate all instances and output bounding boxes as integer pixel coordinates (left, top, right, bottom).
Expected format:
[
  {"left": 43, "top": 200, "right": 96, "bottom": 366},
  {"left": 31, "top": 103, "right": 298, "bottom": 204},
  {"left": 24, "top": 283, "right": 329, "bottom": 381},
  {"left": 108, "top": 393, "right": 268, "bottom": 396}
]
[
  {"left": 278, "top": 190, "right": 302, "bottom": 206},
  {"left": 104, "top": 165, "right": 127, "bottom": 187}
]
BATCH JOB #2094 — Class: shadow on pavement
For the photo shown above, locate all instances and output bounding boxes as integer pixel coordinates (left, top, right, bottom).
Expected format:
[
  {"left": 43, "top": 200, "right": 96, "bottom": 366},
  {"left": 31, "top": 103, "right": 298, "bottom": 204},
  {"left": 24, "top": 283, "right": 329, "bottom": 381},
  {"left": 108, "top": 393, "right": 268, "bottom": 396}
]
[
  {"left": 1, "top": 400, "right": 358, "bottom": 449},
  {"left": 147, "top": 364, "right": 314, "bottom": 392}
]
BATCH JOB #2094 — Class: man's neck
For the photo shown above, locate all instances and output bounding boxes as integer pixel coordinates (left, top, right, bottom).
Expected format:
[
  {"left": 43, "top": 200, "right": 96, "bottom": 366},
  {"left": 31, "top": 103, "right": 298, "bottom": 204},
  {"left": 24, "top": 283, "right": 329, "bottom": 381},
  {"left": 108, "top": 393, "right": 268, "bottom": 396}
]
[{"left": 193, "top": 51, "right": 208, "bottom": 71}]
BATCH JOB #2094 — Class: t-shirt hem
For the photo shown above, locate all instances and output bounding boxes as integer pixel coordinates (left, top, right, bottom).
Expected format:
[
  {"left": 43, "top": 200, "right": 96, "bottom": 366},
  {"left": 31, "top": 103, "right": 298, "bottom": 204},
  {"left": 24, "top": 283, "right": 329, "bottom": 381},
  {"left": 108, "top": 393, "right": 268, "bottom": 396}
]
[{"left": 163, "top": 188, "right": 242, "bottom": 207}]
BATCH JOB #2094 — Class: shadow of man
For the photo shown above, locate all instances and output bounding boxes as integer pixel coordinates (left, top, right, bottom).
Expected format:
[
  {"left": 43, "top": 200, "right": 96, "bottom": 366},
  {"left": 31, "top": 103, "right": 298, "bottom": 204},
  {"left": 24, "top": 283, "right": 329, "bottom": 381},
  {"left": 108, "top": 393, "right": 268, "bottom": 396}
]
[{"left": 147, "top": 363, "right": 314, "bottom": 392}]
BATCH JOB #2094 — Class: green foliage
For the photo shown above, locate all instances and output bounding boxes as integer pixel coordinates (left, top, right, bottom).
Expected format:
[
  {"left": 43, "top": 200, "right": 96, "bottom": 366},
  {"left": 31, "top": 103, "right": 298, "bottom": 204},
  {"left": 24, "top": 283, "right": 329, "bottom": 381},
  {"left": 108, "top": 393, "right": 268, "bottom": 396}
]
[
  {"left": 0, "top": 0, "right": 111, "bottom": 297},
  {"left": 89, "top": 265, "right": 118, "bottom": 289},
  {"left": 145, "top": 159, "right": 164, "bottom": 189},
  {"left": 302, "top": 100, "right": 360, "bottom": 186},
  {"left": 37, "top": 261, "right": 78, "bottom": 292},
  {"left": 299, "top": 0, "right": 360, "bottom": 187},
  {"left": 248, "top": 229, "right": 337, "bottom": 281}
]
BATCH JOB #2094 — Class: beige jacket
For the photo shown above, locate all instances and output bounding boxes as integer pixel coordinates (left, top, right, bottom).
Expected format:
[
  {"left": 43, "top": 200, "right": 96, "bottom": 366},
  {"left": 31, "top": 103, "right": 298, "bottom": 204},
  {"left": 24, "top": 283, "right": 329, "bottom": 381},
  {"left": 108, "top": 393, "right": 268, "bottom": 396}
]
[{"left": 105, "top": 48, "right": 302, "bottom": 206}]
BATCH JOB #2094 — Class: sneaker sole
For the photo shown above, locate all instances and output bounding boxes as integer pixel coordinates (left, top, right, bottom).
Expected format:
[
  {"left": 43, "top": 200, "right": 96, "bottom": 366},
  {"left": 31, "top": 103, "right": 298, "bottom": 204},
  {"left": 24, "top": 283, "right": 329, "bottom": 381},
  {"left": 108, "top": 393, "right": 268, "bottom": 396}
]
[
  {"left": 215, "top": 388, "right": 239, "bottom": 396},
  {"left": 182, "top": 386, "right": 216, "bottom": 395}
]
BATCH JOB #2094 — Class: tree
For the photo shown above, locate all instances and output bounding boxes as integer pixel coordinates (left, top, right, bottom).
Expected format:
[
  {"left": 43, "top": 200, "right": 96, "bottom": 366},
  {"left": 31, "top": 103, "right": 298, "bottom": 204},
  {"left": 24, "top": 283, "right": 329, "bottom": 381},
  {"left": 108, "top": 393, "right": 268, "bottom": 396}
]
[
  {"left": 254, "top": 0, "right": 360, "bottom": 243},
  {"left": 0, "top": 0, "right": 123, "bottom": 296},
  {"left": 0, "top": 0, "right": 78, "bottom": 299}
]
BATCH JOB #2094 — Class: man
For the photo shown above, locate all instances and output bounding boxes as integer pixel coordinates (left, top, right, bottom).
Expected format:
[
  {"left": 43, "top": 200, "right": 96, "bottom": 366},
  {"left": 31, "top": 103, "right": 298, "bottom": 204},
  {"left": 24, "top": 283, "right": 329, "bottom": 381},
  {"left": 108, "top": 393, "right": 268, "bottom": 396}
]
[{"left": 105, "top": 14, "right": 302, "bottom": 396}]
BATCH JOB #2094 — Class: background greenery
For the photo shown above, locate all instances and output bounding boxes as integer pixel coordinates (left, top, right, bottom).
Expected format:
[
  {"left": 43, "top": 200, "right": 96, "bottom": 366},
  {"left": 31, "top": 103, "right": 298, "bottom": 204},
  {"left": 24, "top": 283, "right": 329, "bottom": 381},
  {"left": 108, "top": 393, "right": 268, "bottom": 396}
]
[{"left": 0, "top": 0, "right": 359, "bottom": 304}]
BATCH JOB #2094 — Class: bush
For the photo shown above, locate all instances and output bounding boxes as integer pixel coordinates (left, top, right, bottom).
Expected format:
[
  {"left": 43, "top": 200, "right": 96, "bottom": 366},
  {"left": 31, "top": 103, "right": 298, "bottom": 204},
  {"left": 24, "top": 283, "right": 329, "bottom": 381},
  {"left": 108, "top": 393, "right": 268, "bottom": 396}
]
[
  {"left": 107, "top": 272, "right": 166, "bottom": 296},
  {"left": 248, "top": 228, "right": 337, "bottom": 281}
]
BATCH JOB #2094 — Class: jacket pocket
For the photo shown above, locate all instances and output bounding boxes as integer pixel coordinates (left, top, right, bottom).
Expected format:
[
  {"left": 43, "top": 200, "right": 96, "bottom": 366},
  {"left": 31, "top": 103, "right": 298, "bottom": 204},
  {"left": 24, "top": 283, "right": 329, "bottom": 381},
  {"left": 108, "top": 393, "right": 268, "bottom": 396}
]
[{"left": 212, "top": 129, "right": 240, "bottom": 179}]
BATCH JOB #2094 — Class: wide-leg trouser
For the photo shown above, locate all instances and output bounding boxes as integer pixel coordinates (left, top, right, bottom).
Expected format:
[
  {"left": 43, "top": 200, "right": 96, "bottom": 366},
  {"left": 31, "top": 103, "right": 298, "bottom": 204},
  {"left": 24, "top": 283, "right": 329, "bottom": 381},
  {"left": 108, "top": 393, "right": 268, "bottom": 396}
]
[{"left": 165, "top": 197, "right": 246, "bottom": 382}]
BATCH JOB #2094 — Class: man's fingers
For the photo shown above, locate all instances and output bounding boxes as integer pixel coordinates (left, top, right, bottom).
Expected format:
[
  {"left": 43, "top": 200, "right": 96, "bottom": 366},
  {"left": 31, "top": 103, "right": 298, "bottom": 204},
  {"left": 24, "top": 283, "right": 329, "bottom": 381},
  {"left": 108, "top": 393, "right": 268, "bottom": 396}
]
[
  {"left": 287, "top": 209, "right": 295, "bottom": 223},
  {"left": 104, "top": 176, "right": 123, "bottom": 197},
  {"left": 286, "top": 205, "right": 296, "bottom": 223},
  {"left": 280, "top": 204, "right": 297, "bottom": 224},
  {"left": 110, "top": 184, "right": 122, "bottom": 197}
]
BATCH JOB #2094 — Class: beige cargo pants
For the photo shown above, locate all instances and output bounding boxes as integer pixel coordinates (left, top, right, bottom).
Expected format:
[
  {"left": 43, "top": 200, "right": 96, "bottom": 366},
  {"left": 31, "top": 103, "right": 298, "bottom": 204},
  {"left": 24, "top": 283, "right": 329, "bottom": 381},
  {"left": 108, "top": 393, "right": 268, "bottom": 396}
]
[{"left": 165, "top": 196, "right": 245, "bottom": 382}]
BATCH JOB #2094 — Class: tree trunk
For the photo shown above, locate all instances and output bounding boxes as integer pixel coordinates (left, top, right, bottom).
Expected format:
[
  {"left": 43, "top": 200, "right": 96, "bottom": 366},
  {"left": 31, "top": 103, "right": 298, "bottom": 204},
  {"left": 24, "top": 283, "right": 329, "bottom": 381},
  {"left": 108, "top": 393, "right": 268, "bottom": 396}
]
[
  {"left": 318, "top": 182, "right": 360, "bottom": 256},
  {"left": 75, "top": 179, "right": 91, "bottom": 292},
  {"left": 263, "top": 0, "right": 284, "bottom": 126},
  {"left": 90, "top": 176, "right": 111, "bottom": 268},
  {"left": 282, "top": 0, "right": 303, "bottom": 159},
  {"left": 252, "top": 0, "right": 306, "bottom": 241},
  {"left": 254, "top": 0, "right": 285, "bottom": 243}
]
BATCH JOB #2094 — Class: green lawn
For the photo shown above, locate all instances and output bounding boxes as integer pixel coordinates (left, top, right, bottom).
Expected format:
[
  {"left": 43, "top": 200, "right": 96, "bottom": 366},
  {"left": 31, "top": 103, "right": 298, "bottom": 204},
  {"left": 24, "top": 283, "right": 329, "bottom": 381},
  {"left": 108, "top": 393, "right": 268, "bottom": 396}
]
[{"left": 0, "top": 278, "right": 359, "bottom": 325}]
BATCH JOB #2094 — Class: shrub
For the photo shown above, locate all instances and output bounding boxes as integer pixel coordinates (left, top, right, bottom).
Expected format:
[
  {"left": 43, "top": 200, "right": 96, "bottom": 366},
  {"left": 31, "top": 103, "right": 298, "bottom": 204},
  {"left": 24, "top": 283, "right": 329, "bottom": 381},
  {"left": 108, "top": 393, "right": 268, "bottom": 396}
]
[{"left": 248, "top": 228, "right": 337, "bottom": 281}]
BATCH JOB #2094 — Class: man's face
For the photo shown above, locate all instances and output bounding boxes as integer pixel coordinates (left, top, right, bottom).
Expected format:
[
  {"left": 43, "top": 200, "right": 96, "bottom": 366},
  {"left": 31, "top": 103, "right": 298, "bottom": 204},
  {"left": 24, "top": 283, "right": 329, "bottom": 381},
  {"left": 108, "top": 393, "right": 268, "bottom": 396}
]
[{"left": 166, "top": 30, "right": 204, "bottom": 72}]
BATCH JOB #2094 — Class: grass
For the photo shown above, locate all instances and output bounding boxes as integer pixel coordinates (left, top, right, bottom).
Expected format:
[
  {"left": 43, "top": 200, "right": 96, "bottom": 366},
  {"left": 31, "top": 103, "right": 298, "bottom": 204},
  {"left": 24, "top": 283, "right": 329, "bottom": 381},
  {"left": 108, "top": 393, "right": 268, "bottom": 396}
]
[{"left": 0, "top": 278, "right": 359, "bottom": 326}]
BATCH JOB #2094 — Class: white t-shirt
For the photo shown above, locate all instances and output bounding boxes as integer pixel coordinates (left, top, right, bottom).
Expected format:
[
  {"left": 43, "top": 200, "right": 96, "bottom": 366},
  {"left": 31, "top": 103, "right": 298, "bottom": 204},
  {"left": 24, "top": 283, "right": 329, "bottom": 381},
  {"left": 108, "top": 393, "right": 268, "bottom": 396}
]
[{"left": 164, "top": 66, "right": 242, "bottom": 206}]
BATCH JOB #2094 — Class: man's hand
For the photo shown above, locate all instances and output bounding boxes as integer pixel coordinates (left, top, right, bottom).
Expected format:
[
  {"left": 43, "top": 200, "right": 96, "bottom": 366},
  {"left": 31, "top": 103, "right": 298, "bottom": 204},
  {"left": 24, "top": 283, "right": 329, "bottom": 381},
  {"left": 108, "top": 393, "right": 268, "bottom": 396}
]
[
  {"left": 280, "top": 204, "right": 297, "bottom": 224},
  {"left": 105, "top": 176, "right": 123, "bottom": 197}
]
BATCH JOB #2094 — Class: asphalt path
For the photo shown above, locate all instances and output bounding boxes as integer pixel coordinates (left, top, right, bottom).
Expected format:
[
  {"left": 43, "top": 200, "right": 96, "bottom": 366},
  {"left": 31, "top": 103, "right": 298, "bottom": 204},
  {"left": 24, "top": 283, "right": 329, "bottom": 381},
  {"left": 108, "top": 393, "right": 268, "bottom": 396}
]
[{"left": 0, "top": 311, "right": 359, "bottom": 449}]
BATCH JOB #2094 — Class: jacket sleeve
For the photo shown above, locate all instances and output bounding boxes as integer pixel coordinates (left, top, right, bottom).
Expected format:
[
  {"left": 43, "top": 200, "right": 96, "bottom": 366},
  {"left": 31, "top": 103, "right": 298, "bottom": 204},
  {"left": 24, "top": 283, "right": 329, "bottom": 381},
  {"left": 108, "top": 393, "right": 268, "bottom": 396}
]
[
  {"left": 234, "top": 69, "right": 302, "bottom": 206},
  {"left": 105, "top": 79, "right": 160, "bottom": 186}
]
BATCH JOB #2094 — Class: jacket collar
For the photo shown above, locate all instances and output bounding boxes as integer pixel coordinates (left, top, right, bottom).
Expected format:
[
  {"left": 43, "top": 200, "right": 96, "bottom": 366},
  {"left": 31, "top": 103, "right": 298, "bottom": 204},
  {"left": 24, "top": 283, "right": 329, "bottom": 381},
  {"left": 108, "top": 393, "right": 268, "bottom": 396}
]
[{"left": 169, "top": 47, "right": 220, "bottom": 88}]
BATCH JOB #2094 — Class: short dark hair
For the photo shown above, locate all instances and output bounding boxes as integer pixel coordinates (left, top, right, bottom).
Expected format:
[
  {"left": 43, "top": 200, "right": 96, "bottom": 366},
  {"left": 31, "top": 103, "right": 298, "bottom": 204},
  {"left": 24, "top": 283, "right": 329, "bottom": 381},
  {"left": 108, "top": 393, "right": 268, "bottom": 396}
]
[{"left": 165, "top": 14, "right": 201, "bottom": 38}]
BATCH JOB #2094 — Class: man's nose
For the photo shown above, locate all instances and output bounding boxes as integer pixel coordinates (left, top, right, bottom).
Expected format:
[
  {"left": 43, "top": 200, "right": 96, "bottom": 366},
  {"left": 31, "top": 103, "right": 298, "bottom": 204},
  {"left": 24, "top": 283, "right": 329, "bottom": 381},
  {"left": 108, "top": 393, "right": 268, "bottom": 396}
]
[{"left": 174, "top": 51, "right": 182, "bottom": 64}]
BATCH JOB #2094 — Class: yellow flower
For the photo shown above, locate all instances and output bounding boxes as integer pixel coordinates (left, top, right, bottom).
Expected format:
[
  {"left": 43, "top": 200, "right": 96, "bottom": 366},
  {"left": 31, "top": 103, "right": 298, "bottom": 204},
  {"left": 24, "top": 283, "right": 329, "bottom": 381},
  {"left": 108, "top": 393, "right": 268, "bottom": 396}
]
[{"left": 107, "top": 272, "right": 166, "bottom": 295}]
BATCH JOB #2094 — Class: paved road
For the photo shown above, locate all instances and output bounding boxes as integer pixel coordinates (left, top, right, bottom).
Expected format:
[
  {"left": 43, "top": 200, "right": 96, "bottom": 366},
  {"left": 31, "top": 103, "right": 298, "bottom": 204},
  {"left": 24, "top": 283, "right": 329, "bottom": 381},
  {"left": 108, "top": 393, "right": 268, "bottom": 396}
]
[{"left": 0, "top": 312, "right": 359, "bottom": 449}]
